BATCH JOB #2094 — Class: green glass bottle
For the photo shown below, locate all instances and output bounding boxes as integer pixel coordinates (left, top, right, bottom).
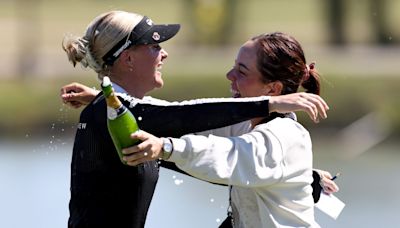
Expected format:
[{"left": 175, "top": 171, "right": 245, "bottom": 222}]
[{"left": 101, "top": 76, "right": 140, "bottom": 165}]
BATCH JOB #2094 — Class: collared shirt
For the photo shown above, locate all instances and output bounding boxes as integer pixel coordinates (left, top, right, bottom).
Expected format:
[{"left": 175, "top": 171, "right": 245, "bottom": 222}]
[{"left": 111, "top": 81, "right": 127, "bottom": 94}]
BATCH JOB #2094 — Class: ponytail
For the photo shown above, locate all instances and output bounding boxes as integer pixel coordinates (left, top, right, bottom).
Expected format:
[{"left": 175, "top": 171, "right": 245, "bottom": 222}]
[
  {"left": 61, "top": 11, "right": 144, "bottom": 80},
  {"left": 62, "top": 34, "right": 104, "bottom": 75},
  {"left": 301, "top": 62, "right": 321, "bottom": 95},
  {"left": 62, "top": 34, "right": 88, "bottom": 68}
]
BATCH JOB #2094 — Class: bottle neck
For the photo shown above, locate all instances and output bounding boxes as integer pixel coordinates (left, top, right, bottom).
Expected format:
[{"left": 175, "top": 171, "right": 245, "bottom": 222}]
[
  {"left": 102, "top": 84, "right": 113, "bottom": 97},
  {"left": 102, "top": 84, "right": 122, "bottom": 109},
  {"left": 104, "top": 92, "right": 122, "bottom": 109}
]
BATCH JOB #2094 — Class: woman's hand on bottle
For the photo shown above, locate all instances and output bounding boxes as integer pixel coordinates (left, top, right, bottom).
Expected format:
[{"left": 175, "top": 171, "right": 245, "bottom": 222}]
[
  {"left": 60, "top": 82, "right": 99, "bottom": 108},
  {"left": 268, "top": 92, "right": 329, "bottom": 123},
  {"left": 122, "top": 130, "right": 164, "bottom": 166}
]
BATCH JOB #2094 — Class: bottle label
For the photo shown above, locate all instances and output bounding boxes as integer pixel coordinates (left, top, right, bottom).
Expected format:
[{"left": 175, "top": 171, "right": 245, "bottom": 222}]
[{"left": 107, "top": 105, "right": 127, "bottom": 120}]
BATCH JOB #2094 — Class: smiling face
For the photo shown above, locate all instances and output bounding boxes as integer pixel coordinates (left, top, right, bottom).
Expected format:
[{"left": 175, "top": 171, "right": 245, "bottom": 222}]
[
  {"left": 226, "top": 40, "right": 270, "bottom": 98},
  {"left": 110, "top": 42, "right": 169, "bottom": 98},
  {"left": 130, "top": 43, "right": 168, "bottom": 89},
  {"left": 228, "top": 32, "right": 321, "bottom": 102}
]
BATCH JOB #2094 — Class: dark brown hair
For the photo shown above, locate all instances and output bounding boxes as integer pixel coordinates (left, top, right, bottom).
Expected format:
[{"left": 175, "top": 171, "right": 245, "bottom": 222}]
[{"left": 252, "top": 32, "right": 320, "bottom": 95}]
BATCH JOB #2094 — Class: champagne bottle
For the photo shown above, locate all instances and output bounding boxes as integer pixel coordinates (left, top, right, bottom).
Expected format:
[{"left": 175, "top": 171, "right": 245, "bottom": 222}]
[{"left": 101, "top": 76, "right": 140, "bottom": 165}]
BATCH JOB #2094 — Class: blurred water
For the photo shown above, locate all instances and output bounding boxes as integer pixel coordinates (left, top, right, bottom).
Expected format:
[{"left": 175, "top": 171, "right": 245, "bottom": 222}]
[{"left": 0, "top": 139, "right": 399, "bottom": 228}]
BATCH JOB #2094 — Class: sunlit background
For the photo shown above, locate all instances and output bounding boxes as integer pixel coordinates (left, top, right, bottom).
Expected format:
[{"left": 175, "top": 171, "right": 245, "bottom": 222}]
[{"left": 1, "top": 0, "right": 399, "bottom": 227}]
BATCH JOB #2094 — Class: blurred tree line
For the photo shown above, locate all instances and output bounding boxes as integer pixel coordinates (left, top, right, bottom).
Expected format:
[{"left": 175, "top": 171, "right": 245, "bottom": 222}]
[
  {"left": 326, "top": 0, "right": 393, "bottom": 45},
  {"left": 15, "top": 0, "right": 42, "bottom": 79},
  {"left": 183, "top": 0, "right": 397, "bottom": 46},
  {"left": 14, "top": 0, "right": 398, "bottom": 78},
  {"left": 3, "top": 0, "right": 398, "bottom": 139}
]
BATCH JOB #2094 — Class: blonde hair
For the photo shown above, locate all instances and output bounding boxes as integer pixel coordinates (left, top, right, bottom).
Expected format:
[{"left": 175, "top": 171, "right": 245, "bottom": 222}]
[{"left": 62, "top": 11, "right": 143, "bottom": 79}]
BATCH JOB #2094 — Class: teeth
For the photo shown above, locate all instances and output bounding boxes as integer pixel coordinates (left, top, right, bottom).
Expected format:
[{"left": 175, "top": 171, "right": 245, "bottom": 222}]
[
  {"left": 230, "top": 88, "right": 238, "bottom": 94},
  {"left": 230, "top": 88, "right": 241, "bottom": 98}
]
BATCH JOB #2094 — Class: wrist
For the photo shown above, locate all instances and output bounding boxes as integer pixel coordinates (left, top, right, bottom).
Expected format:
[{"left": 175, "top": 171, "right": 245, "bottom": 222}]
[
  {"left": 267, "top": 97, "right": 275, "bottom": 113},
  {"left": 93, "top": 89, "right": 100, "bottom": 96},
  {"left": 161, "top": 137, "right": 173, "bottom": 160}
]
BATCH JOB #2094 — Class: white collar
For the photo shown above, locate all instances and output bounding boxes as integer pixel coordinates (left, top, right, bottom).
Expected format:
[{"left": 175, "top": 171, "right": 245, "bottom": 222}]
[
  {"left": 112, "top": 82, "right": 127, "bottom": 94},
  {"left": 93, "top": 81, "right": 128, "bottom": 105}
]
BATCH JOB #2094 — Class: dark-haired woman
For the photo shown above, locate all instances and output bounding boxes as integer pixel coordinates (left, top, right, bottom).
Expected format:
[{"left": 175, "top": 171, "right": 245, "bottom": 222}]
[{"left": 122, "top": 32, "right": 326, "bottom": 227}]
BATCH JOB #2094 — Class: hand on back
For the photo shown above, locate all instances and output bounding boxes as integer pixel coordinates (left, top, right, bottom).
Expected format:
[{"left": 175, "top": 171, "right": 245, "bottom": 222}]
[
  {"left": 269, "top": 92, "right": 329, "bottom": 123},
  {"left": 60, "top": 83, "right": 99, "bottom": 108}
]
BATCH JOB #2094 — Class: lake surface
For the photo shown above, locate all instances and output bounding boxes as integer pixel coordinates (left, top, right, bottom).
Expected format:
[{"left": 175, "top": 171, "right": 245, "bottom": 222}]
[{"left": 0, "top": 138, "right": 399, "bottom": 228}]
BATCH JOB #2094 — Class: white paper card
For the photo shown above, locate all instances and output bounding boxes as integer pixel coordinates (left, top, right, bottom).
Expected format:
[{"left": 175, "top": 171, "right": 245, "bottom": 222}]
[{"left": 315, "top": 192, "right": 345, "bottom": 220}]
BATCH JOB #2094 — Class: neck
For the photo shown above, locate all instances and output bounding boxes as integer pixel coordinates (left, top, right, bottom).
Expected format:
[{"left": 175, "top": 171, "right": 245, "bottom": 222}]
[
  {"left": 251, "top": 112, "right": 287, "bottom": 128},
  {"left": 111, "top": 76, "right": 146, "bottom": 99},
  {"left": 123, "top": 85, "right": 146, "bottom": 99}
]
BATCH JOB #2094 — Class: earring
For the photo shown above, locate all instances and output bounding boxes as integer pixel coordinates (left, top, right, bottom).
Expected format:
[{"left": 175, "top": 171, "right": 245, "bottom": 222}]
[{"left": 129, "top": 68, "right": 133, "bottom": 72}]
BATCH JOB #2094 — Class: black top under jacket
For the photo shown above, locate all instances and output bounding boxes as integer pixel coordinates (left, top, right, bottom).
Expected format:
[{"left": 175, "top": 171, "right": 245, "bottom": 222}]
[{"left": 68, "top": 93, "right": 272, "bottom": 228}]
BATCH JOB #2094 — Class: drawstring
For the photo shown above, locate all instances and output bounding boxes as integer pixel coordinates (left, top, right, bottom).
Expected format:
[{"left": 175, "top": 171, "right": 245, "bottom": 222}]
[{"left": 227, "top": 186, "right": 235, "bottom": 227}]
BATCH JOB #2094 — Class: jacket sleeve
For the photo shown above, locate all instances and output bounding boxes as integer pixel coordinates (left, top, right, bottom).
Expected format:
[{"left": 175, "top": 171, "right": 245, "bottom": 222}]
[
  {"left": 112, "top": 94, "right": 270, "bottom": 183},
  {"left": 167, "top": 118, "right": 312, "bottom": 187},
  {"left": 167, "top": 131, "right": 284, "bottom": 187},
  {"left": 118, "top": 94, "right": 271, "bottom": 138}
]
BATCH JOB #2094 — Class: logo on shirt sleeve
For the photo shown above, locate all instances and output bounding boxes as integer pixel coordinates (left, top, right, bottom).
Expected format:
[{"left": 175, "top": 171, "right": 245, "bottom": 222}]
[{"left": 77, "top": 122, "right": 87, "bottom": 130}]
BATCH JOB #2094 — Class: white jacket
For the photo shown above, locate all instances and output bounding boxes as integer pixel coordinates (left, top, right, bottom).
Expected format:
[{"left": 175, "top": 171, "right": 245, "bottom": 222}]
[{"left": 168, "top": 116, "right": 320, "bottom": 228}]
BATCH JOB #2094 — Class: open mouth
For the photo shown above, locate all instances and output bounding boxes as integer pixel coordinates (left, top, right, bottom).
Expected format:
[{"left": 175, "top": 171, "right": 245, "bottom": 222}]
[
  {"left": 230, "top": 88, "right": 241, "bottom": 98},
  {"left": 156, "top": 64, "right": 162, "bottom": 71}
]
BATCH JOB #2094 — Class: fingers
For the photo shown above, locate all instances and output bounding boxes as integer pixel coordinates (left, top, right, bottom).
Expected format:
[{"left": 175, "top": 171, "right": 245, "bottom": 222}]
[
  {"left": 320, "top": 170, "right": 333, "bottom": 179},
  {"left": 69, "top": 101, "right": 83, "bottom": 109},
  {"left": 60, "top": 82, "right": 99, "bottom": 108},
  {"left": 316, "top": 94, "right": 329, "bottom": 111},
  {"left": 299, "top": 93, "right": 329, "bottom": 123},
  {"left": 121, "top": 131, "right": 163, "bottom": 166},
  {"left": 322, "top": 180, "right": 339, "bottom": 194},
  {"left": 318, "top": 170, "right": 340, "bottom": 194},
  {"left": 61, "top": 92, "right": 84, "bottom": 109},
  {"left": 121, "top": 131, "right": 149, "bottom": 154},
  {"left": 124, "top": 151, "right": 149, "bottom": 166},
  {"left": 310, "top": 94, "right": 328, "bottom": 120},
  {"left": 60, "top": 83, "right": 81, "bottom": 95},
  {"left": 269, "top": 92, "right": 329, "bottom": 123},
  {"left": 60, "top": 83, "right": 82, "bottom": 107},
  {"left": 301, "top": 99, "right": 318, "bottom": 123},
  {"left": 122, "top": 133, "right": 151, "bottom": 166},
  {"left": 123, "top": 146, "right": 156, "bottom": 166},
  {"left": 61, "top": 91, "right": 86, "bottom": 103},
  {"left": 61, "top": 91, "right": 76, "bottom": 102},
  {"left": 290, "top": 93, "right": 319, "bottom": 123}
]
